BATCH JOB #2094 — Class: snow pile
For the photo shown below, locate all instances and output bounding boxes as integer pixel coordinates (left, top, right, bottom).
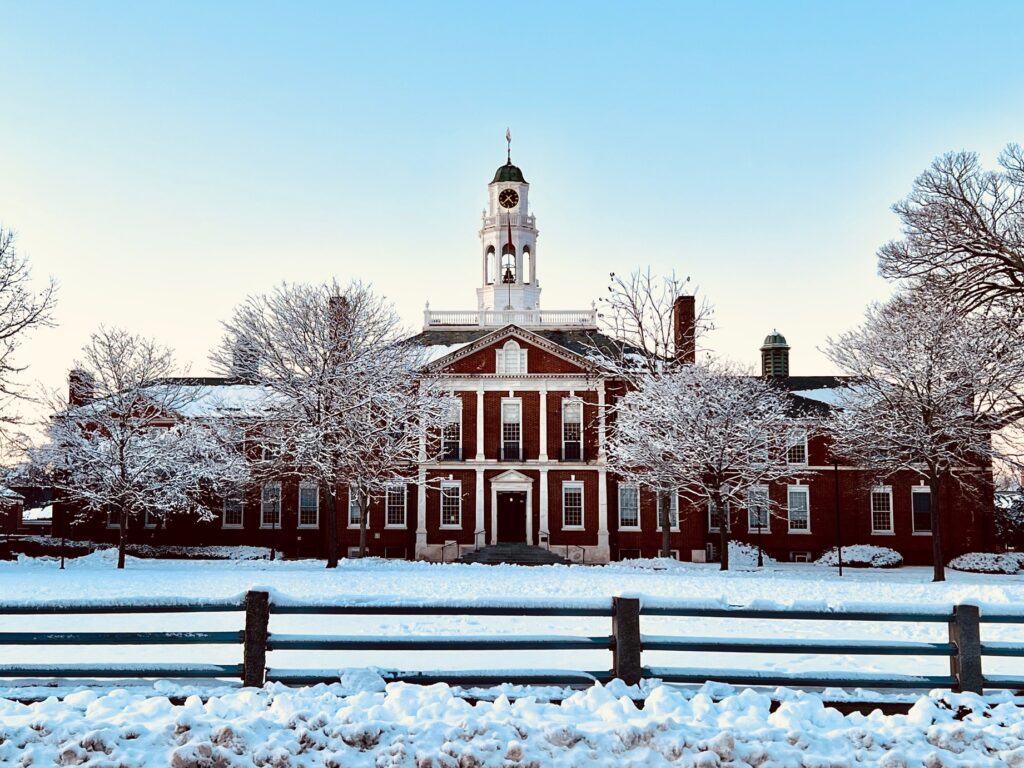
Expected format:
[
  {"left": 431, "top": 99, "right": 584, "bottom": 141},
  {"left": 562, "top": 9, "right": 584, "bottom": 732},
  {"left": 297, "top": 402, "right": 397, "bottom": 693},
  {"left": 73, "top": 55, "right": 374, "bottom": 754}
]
[
  {"left": 949, "top": 552, "right": 1024, "bottom": 574},
  {"left": 728, "top": 539, "right": 777, "bottom": 569},
  {"left": 3, "top": 682, "right": 1024, "bottom": 766},
  {"left": 817, "top": 545, "right": 904, "bottom": 568},
  {"left": 13, "top": 537, "right": 273, "bottom": 561}
]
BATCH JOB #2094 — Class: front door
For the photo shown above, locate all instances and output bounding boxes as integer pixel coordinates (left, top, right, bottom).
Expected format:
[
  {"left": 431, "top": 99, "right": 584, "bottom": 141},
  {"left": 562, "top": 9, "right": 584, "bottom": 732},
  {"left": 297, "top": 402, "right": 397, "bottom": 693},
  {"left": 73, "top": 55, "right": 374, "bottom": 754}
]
[{"left": 497, "top": 491, "right": 527, "bottom": 543}]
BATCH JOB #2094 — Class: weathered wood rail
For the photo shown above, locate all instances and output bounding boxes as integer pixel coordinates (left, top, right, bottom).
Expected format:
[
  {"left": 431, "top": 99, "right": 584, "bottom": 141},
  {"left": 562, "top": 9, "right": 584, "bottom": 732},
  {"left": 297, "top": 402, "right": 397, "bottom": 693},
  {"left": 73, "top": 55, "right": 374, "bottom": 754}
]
[{"left": 1, "top": 592, "right": 1023, "bottom": 694}]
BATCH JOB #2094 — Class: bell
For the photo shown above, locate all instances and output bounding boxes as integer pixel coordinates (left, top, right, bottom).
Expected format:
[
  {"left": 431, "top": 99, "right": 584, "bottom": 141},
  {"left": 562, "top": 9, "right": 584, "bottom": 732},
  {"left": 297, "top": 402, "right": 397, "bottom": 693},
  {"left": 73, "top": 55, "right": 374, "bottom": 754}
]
[{"left": 502, "top": 267, "right": 515, "bottom": 284}]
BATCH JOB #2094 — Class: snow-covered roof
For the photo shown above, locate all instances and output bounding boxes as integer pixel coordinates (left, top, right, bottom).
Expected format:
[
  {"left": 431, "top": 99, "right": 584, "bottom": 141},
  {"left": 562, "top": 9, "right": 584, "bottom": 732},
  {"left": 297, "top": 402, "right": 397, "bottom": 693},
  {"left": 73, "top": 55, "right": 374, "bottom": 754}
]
[
  {"left": 0, "top": 485, "right": 23, "bottom": 500},
  {"left": 22, "top": 504, "right": 52, "bottom": 521}
]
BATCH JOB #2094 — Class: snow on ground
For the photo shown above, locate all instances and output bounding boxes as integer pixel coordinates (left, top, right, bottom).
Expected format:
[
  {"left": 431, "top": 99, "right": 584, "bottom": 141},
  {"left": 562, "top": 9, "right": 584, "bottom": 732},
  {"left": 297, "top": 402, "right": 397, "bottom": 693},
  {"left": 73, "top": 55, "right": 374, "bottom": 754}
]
[
  {"left": 5, "top": 679, "right": 1024, "bottom": 767},
  {"left": 2, "top": 553, "right": 1024, "bottom": 689}
]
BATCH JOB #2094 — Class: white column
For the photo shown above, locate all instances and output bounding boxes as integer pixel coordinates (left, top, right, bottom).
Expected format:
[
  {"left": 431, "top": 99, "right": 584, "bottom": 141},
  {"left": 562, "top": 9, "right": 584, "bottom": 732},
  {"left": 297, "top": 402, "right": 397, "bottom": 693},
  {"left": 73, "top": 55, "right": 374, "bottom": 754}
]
[
  {"left": 597, "top": 467, "right": 609, "bottom": 556},
  {"left": 597, "top": 380, "right": 607, "bottom": 462},
  {"left": 416, "top": 433, "right": 427, "bottom": 551},
  {"left": 539, "top": 468, "right": 549, "bottom": 541},
  {"left": 475, "top": 467, "right": 485, "bottom": 547},
  {"left": 538, "top": 386, "right": 549, "bottom": 462},
  {"left": 475, "top": 382, "right": 485, "bottom": 461}
]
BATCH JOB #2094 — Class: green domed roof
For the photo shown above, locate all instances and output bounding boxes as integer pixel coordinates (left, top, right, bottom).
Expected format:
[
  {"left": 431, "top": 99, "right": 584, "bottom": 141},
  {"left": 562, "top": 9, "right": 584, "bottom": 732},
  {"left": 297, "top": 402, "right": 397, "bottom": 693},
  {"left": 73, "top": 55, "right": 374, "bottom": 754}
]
[
  {"left": 492, "top": 161, "right": 526, "bottom": 184},
  {"left": 761, "top": 330, "right": 789, "bottom": 348}
]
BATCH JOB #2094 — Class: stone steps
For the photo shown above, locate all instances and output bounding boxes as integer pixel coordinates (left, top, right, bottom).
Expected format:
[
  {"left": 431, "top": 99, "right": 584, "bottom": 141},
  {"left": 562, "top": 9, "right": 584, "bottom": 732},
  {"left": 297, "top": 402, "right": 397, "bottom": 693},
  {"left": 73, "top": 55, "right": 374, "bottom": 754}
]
[{"left": 459, "top": 543, "right": 569, "bottom": 566}]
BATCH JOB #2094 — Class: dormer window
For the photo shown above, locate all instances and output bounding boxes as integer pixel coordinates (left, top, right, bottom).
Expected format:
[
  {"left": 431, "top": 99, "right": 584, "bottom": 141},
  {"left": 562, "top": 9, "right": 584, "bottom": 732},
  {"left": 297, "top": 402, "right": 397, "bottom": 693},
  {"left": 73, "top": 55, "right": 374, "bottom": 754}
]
[{"left": 496, "top": 340, "right": 528, "bottom": 375}]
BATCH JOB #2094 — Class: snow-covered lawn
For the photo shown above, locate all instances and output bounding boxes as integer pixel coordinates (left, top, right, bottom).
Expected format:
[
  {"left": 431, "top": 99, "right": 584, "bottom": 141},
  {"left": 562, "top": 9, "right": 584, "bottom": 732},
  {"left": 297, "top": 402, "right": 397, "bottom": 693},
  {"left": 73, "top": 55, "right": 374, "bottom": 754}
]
[
  {"left": 2, "top": 551, "right": 1024, "bottom": 689},
  {"left": 4, "top": 553, "right": 1024, "bottom": 765}
]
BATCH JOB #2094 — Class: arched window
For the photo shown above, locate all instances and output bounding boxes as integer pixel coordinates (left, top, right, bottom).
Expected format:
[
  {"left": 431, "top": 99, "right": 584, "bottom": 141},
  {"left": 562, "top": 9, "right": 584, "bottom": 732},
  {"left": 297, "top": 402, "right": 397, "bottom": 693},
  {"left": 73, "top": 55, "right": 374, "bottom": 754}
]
[
  {"left": 523, "top": 246, "right": 532, "bottom": 284},
  {"left": 496, "top": 339, "right": 527, "bottom": 375},
  {"left": 485, "top": 246, "right": 496, "bottom": 284},
  {"left": 500, "top": 244, "right": 516, "bottom": 284}
]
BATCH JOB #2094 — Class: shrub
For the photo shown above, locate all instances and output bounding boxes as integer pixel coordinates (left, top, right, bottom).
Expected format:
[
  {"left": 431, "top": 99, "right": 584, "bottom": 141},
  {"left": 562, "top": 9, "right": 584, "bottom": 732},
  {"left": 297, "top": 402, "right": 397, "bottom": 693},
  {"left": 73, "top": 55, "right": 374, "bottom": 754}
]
[
  {"left": 948, "top": 552, "right": 1024, "bottom": 574},
  {"left": 728, "top": 540, "right": 776, "bottom": 569},
  {"left": 816, "top": 545, "right": 903, "bottom": 568}
]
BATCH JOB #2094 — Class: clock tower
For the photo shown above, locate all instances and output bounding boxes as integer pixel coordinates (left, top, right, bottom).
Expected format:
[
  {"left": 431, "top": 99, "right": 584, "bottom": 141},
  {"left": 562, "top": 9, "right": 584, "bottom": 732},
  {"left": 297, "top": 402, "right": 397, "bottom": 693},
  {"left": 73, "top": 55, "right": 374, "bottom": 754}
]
[{"left": 477, "top": 131, "right": 541, "bottom": 312}]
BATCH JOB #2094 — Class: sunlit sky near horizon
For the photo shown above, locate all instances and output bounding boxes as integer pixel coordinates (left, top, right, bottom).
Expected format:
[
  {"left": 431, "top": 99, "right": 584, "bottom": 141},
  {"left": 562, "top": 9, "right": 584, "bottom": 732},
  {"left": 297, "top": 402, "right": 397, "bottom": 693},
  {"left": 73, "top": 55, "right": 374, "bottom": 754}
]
[{"left": 3, "top": 1, "right": 1024, "bottom": 430}]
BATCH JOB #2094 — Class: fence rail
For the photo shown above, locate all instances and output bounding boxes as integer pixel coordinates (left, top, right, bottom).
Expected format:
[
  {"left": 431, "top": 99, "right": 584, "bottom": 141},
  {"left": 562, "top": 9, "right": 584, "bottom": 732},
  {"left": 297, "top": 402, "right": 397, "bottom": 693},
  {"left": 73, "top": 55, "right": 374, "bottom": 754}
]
[{"left": 1, "top": 592, "right": 1022, "bottom": 695}]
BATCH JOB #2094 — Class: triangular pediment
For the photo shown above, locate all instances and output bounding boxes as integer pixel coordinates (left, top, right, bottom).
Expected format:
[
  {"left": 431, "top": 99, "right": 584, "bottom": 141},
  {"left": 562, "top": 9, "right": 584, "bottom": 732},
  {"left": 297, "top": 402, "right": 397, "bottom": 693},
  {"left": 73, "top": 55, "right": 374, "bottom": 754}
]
[
  {"left": 424, "top": 324, "right": 597, "bottom": 375},
  {"left": 491, "top": 469, "right": 534, "bottom": 485}
]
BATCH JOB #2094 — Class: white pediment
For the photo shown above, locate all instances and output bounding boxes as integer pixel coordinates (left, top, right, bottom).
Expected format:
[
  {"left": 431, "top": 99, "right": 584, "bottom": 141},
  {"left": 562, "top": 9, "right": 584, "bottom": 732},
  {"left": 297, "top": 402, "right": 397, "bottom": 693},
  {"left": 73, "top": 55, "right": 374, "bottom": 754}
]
[{"left": 491, "top": 469, "right": 534, "bottom": 486}]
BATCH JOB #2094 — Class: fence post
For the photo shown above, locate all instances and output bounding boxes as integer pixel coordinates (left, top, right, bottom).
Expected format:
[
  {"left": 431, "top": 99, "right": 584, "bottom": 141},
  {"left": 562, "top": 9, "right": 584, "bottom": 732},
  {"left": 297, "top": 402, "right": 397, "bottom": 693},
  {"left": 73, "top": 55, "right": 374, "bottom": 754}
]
[
  {"left": 612, "top": 596, "right": 642, "bottom": 685},
  {"left": 949, "top": 603, "right": 983, "bottom": 694},
  {"left": 243, "top": 590, "right": 270, "bottom": 687}
]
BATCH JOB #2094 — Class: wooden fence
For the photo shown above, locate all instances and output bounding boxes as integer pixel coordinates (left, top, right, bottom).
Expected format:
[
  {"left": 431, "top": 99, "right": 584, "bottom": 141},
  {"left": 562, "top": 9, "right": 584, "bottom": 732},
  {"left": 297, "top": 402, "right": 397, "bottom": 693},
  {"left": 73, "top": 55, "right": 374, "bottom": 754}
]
[{"left": 2, "top": 591, "right": 1023, "bottom": 694}]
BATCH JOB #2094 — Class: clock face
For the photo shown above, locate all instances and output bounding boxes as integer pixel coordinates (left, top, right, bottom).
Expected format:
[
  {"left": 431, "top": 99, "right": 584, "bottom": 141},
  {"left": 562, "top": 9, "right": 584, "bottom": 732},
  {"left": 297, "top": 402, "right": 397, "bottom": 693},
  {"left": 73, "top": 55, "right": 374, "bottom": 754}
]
[{"left": 498, "top": 189, "right": 520, "bottom": 209}]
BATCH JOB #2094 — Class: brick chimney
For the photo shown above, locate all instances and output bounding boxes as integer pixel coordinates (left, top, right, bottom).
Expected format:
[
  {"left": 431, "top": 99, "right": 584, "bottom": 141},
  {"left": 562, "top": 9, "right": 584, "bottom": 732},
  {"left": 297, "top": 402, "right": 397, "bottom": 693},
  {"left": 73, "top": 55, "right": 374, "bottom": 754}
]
[
  {"left": 672, "top": 295, "right": 696, "bottom": 364},
  {"left": 68, "top": 369, "right": 95, "bottom": 407}
]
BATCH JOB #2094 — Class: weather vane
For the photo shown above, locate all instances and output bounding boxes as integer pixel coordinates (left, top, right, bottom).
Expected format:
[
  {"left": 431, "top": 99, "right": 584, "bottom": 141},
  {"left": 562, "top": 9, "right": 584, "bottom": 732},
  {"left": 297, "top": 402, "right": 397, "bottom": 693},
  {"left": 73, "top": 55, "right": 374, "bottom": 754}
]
[{"left": 506, "top": 127, "right": 511, "bottom": 162}]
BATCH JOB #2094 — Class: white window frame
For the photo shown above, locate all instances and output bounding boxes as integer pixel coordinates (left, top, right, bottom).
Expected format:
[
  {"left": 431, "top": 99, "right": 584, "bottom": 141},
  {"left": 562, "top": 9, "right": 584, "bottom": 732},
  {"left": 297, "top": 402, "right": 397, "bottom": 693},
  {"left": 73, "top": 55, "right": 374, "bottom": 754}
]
[
  {"left": 496, "top": 340, "right": 528, "bottom": 376},
  {"left": 386, "top": 483, "right": 407, "bottom": 529},
  {"left": 911, "top": 486, "right": 932, "bottom": 535},
  {"left": 786, "top": 428, "right": 808, "bottom": 466},
  {"left": 618, "top": 484, "right": 640, "bottom": 530},
  {"left": 260, "top": 482, "right": 282, "bottom": 529},
  {"left": 222, "top": 492, "right": 244, "bottom": 529},
  {"left": 870, "top": 486, "right": 894, "bottom": 534},
  {"left": 562, "top": 481, "right": 585, "bottom": 530},
  {"left": 442, "top": 397, "right": 462, "bottom": 461},
  {"left": 501, "top": 397, "right": 522, "bottom": 461},
  {"left": 787, "top": 485, "right": 810, "bottom": 533},
  {"left": 707, "top": 500, "right": 729, "bottom": 533},
  {"left": 298, "top": 481, "right": 319, "bottom": 529},
  {"left": 440, "top": 481, "right": 462, "bottom": 529},
  {"left": 747, "top": 485, "right": 770, "bottom": 532},
  {"left": 561, "top": 397, "right": 584, "bottom": 462},
  {"left": 105, "top": 509, "right": 120, "bottom": 529},
  {"left": 143, "top": 509, "right": 158, "bottom": 529},
  {"left": 348, "top": 485, "right": 366, "bottom": 529},
  {"left": 657, "top": 491, "right": 679, "bottom": 531}
]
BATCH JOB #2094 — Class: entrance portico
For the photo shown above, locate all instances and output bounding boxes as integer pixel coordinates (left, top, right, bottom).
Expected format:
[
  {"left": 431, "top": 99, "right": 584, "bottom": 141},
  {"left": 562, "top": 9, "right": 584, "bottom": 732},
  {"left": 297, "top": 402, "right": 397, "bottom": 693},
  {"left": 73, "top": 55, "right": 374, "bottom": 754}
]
[{"left": 490, "top": 470, "right": 533, "bottom": 545}]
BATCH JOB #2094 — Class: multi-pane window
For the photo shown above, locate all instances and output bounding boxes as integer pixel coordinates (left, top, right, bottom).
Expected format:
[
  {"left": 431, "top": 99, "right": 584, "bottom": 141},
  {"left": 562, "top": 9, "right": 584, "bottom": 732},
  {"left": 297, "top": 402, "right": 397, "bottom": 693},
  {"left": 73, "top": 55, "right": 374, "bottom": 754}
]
[
  {"left": 787, "top": 485, "right": 810, "bottom": 532},
  {"left": 501, "top": 399, "right": 522, "bottom": 460},
  {"left": 618, "top": 485, "right": 640, "bottom": 529},
  {"left": 442, "top": 398, "right": 462, "bottom": 461},
  {"left": 386, "top": 484, "right": 407, "bottom": 528},
  {"left": 298, "top": 482, "right": 319, "bottom": 528},
  {"left": 261, "top": 482, "right": 281, "bottom": 528},
  {"left": 348, "top": 486, "right": 364, "bottom": 528},
  {"left": 222, "top": 492, "right": 244, "bottom": 529},
  {"left": 657, "top": 492, "right": 679, "bottom": 530},
  {"left": 708, "top": 500, "right": 729, "bottom": 532},
  {"left": 440, "top": 482, "right": 461, "bottom": 528},
  {"left": 106, "top": 509, "right": 120, "bottom": 529},
  {"left": 496, "top": 341, "right": 528, "bottom": 375},
  {"left": 144, "top": 509, "right": 158, "bottom": 529},
  {"left": 912, "top": 487, "right": 932, "bottom": 534},
  {"left": 871, "top": 487, "right": 894, "bottom": 533},
  {"left": 786, "top": 429, "right": 808, "bottom": 465},
  {"left": 563, "top": 482, "right": 584, "bottom": 528},
  {"left": 747, "top": 486, "right": 770, "bottom": 531},
  {"left": 562, "top": 398, "right": 583, "bottom": 461}
]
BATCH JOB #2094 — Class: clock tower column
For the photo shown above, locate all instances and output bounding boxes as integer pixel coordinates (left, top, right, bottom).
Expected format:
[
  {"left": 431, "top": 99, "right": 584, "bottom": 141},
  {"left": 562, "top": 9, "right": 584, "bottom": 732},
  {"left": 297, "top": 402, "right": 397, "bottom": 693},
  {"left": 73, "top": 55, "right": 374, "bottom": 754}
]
[{"left": 477, "top": 131, "right": 541, "bottom": 312}]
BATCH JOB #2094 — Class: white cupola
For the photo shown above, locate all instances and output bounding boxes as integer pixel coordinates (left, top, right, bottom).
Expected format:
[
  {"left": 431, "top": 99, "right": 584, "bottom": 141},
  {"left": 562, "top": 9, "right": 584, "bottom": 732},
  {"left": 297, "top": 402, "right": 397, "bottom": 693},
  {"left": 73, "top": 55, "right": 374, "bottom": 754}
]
[{"left": 477, "top": 131, "right": 541, "bottom": 312}]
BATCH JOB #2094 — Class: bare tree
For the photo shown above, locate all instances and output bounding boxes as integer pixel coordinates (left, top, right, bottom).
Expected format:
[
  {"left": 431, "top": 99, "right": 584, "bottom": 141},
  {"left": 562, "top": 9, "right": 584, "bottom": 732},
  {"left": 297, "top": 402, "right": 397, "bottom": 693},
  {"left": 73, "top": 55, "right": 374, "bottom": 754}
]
[
  {"left": 606, "top": 361, "right": 802, "bottom": 569},
  {"left": 34, "top": 328, "right": 249, "bottom": 568},
  {"left": 826, "top": 285, "right": 1024, "bottom": 582},
  {"left": 213, "top": 280, "right": 450, "bottom": 566},
  {"left": 0, "top": 228, "right": 57, "bottom": 426},
  {"left": 878, "top": 145, "right": 1024, "bottom": 313}
]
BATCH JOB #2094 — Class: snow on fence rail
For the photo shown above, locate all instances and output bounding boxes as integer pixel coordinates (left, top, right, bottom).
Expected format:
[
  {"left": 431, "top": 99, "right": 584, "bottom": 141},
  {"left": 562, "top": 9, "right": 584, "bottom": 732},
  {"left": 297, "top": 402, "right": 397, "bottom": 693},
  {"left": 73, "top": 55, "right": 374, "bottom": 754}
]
[{"left": 1, "top": 592, "right": 1024, "bottom": 694}]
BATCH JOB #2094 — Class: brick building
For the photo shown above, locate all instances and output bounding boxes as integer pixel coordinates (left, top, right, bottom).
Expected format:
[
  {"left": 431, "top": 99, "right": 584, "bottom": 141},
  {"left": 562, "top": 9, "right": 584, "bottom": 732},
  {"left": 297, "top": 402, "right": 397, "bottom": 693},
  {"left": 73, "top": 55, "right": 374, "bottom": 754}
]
[{"left": 56, "top": 151, "right": 996, "bottom": 565}]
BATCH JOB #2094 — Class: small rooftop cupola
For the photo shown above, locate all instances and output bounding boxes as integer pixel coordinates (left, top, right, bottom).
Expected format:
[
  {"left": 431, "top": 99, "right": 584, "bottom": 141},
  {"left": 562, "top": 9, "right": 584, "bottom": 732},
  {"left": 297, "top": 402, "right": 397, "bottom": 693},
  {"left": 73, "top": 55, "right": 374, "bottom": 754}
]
[
  {"left": 477, "top": 129, "right": 540, "bottom": 313},
  {"left": 760, "top": 330, "right": 790, "bottom": 378}
]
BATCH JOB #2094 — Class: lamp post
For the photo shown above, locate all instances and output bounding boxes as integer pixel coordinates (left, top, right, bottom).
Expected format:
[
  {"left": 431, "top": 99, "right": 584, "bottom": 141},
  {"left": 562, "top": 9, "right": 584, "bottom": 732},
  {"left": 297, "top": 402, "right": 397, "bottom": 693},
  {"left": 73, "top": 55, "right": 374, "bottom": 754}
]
[
  {"left": 834, "top": 460, "right": 843, "bottom": 577},
  {"left": 756, "top": 511, "right": 764, "bottom": 568}
]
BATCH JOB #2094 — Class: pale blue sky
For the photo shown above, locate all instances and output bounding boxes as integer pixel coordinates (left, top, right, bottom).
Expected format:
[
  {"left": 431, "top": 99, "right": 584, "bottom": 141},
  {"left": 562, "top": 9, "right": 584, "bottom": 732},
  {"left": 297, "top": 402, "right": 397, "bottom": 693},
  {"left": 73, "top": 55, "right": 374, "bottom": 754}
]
[{"left": 3, "top": 1, "right": 1023, "bottom": 416}]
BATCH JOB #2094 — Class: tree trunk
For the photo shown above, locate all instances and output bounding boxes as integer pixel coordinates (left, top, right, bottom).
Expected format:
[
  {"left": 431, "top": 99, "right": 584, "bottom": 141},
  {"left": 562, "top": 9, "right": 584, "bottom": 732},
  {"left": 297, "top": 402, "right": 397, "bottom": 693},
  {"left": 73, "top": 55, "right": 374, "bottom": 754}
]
[
  {"left": 929, "top": 472, "right": 945, "bottom": 582},
  {"left": 324, "top": 488, "right": 338, "bottom": 569},
  {"left": 117, "top": 507, "right": 128, "bottom": 570},
  {"left": 717, "top": 499, "right": 729, "bottom": 571},
  {"left": 358, "top": 490, "right": 368, "bottom": 557},
  {"left": 659, "top": 491, "right": 671, "bottom": 558}
]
